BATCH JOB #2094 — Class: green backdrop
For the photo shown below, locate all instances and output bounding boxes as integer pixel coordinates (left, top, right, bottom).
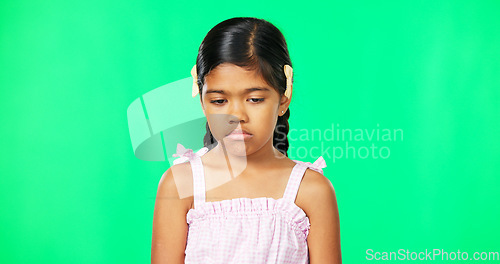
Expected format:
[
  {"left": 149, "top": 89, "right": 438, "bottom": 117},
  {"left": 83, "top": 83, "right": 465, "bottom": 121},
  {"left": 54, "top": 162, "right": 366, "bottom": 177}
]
[{"left": 1, "top": 0, "right": 499, "bottom": 263}]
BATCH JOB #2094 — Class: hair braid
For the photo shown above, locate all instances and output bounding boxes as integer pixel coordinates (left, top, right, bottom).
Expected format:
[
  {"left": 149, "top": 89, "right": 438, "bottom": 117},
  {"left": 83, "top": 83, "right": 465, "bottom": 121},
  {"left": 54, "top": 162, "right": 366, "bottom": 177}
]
[
  {"left": 203, "top": 122, "right": 217, "bottom": 150},
  {"left": 273, "top": 108, "right": 290, "bottom": 156}
]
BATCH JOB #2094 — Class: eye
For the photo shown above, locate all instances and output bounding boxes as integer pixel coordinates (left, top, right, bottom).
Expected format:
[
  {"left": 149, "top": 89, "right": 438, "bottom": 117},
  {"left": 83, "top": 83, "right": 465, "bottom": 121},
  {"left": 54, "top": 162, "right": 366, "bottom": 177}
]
[
  {"left": 210, "top": 99, "right": 226, "bottom": 105},
  {"left": 210, "top": 99, "right": 227, "bottom": 105},
  {"left": 248, "top": 98, "right": 265, "bottom": 103}
]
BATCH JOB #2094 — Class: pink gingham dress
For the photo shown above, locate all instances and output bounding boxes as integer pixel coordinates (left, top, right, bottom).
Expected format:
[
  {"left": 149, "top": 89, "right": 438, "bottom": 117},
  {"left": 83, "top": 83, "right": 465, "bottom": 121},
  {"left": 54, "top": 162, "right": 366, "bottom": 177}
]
[{"left": 172, "top": 144, "right": 327, "bottom": 264}]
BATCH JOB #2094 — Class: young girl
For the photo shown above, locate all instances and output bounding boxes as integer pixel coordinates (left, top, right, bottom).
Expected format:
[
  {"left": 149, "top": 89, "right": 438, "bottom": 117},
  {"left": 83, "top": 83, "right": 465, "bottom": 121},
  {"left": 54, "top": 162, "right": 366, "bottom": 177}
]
[{"left": 152, "top": 17, "right": 341, "bottom": 264}]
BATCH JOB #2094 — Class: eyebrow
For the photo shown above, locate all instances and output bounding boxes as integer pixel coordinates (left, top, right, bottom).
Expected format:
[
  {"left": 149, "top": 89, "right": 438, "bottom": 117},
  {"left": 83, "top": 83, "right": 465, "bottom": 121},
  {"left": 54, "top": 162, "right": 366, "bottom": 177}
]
[{"left": 205, "top": 87, "right": 271, "bottom": 95}]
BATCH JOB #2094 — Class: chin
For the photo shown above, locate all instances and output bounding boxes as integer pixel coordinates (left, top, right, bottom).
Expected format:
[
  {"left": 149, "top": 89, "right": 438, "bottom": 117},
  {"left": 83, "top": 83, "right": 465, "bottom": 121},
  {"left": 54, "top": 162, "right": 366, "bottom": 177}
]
[{"left": 221, "top": 139, "right": 251, "bottom": 156}]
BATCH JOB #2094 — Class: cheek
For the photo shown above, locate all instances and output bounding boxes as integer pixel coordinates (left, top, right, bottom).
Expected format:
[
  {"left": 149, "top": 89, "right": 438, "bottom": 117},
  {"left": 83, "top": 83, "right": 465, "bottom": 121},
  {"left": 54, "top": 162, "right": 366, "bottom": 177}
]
[
  {"left": 203, "top": 100, "right": 280, "bottom": 137},
  {"left": 251, "top": 106, "right": 279, "bottom": 132},
  {"left": 205, "top": 113, "right": 236, "bottom": 140}
]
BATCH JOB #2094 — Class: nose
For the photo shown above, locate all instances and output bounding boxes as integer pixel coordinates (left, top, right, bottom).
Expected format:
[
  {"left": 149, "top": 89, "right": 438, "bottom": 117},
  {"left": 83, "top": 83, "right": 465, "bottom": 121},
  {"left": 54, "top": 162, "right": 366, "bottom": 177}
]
[{"left": 228, "top": 100, "right": 248, "bottom": 124}]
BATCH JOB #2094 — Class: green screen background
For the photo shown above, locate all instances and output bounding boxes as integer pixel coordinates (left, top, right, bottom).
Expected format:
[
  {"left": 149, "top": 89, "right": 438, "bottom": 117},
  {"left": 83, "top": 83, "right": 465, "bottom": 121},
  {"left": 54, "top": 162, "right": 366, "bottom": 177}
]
[{"left": 1, "top": 0, "right": 499, "bottom": 263}]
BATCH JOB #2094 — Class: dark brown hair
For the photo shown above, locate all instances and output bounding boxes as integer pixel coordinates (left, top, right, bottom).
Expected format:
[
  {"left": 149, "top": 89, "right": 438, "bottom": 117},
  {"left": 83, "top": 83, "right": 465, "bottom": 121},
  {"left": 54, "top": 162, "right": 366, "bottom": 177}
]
[{"left": 195, "top": 17, "right": 292, "bottom": 156}]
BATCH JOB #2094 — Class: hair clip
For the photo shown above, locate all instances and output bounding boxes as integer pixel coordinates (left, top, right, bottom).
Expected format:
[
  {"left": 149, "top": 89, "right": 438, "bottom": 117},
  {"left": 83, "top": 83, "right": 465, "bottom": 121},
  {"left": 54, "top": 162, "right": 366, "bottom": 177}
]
[
  {"left": 191, "top": 65, "right": 199, "bottom": 97},
  {"left": 284, "top": 65, "right": 293, "bottom": 99}
]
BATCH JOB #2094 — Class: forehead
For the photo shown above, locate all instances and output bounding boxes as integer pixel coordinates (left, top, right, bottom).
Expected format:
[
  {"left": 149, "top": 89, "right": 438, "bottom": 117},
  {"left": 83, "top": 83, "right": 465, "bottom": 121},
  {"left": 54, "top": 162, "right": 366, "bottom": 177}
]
[{"left": 203, "top": 63, "right": 276, "bottom": 95}]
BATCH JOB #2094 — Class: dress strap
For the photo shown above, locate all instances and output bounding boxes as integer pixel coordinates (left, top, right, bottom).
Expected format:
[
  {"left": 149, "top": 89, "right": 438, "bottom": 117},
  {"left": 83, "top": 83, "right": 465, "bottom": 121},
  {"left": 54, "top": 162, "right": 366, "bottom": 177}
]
[
  {"left": 282, "top": 156, "right": 327, "bottom": 203},
  {"left": 172, "top": 143, "right": 209, "bottom": 209}
]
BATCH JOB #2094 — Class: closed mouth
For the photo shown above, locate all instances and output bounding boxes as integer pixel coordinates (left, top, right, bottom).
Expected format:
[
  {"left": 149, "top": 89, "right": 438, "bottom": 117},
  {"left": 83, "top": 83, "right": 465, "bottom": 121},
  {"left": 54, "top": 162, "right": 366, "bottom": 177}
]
[{"left": 226, "top": 129, "right": 252, "bottom": 136}]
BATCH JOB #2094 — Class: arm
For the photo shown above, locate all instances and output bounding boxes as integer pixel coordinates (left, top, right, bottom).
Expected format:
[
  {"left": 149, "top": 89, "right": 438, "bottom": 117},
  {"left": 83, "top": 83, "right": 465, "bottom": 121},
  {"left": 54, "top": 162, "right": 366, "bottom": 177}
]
[
  {"left": 302, "top": 170, "right": 342, "bottom": 264},
  {"left": 151, "top": 167, "right": 190, "bottom": 264}
]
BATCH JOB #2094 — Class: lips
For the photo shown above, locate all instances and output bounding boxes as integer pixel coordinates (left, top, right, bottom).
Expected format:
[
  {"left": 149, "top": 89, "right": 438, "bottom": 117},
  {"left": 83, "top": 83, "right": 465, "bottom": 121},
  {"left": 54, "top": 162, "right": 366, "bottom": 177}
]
[
  {"left": 225, "top": 128, "right": 253, "bottom": 140},
  {"left": 227, "top": 129, "right": 252, "bottom": 136}
]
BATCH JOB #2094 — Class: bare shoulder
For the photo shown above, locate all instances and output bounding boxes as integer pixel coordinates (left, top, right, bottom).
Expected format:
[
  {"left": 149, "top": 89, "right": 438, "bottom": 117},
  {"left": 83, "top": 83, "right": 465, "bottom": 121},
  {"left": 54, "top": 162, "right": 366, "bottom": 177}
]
[
  {"left": 296, "top": 168, "right": 338, "bottom": 216},
  {"left": 156, "top": 162, "right": 194, "bottom": 212},
  {"left": 296, "top": 168, "right": 342, "bottom": 263},
  {"left": 152, "top": 162, "right": 195, "bottom": 263}
]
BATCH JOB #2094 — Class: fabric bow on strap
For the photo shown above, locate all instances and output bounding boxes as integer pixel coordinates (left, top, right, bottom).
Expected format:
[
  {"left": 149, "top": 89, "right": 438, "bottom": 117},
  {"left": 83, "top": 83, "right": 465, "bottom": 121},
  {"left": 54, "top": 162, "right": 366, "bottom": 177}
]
[
  {"left": 172, "top": 143, "right": 209, "bottom": 165},
  {"left": 292, "top": 156, "right": 327, "bottom": 175}
]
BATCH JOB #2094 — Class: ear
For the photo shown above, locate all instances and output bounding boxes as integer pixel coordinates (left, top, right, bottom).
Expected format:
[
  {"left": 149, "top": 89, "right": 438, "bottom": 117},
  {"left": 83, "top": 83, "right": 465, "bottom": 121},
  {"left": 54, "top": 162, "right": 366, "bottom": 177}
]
[
  {"left": 279, "top": 85, "right": 292, "bottom": 116},
  {"left": 200, "top": 98, "right": 206, "bottom": 116},
  {"left": 198, "top": 82, "right": 207, "bottom": 116}
]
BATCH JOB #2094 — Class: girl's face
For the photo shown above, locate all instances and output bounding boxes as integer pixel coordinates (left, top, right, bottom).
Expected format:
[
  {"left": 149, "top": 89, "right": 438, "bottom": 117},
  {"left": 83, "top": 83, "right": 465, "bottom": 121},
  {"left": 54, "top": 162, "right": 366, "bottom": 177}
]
[{"left": 201, "top": 63, "right": 290, "bottom": 157}]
